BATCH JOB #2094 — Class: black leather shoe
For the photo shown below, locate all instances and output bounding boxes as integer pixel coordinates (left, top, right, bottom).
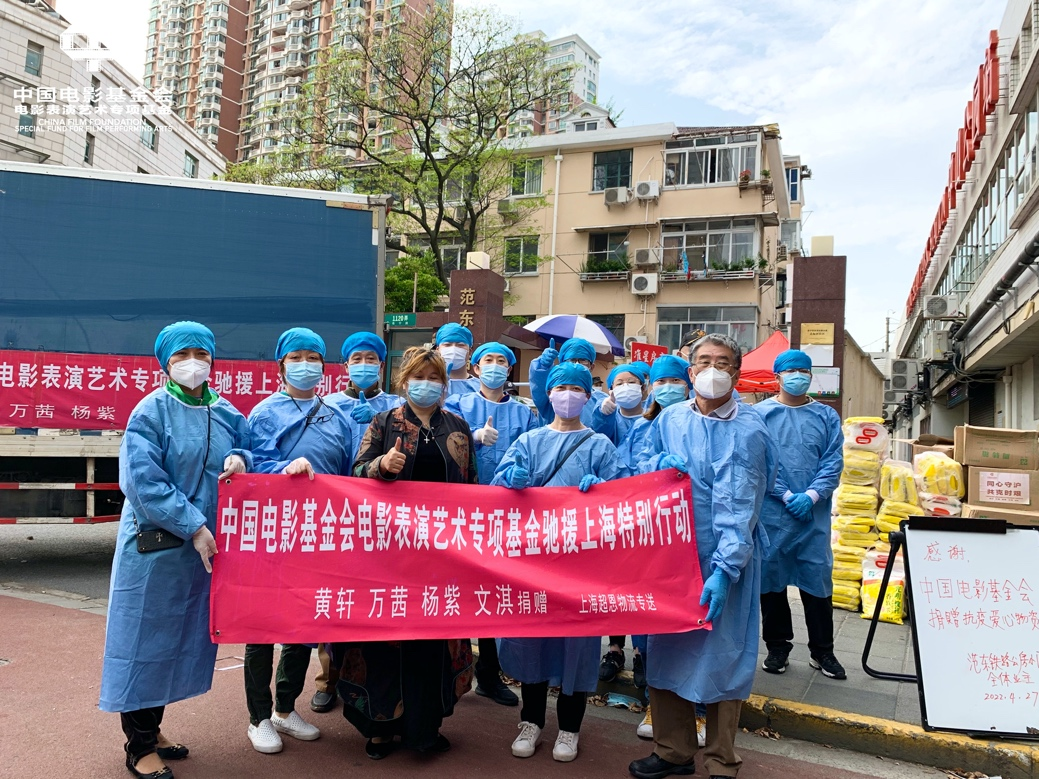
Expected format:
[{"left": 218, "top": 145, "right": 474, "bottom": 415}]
[
  {"left": 475, "top": 679, "right": 519, "bottom": 706},
  {"left": 629, "top": 753, "right": 696, "bottom": 779},
  {"left": 417, "top": 733, "right": 451, "bottom": 753},
  {"left": 632, "top": 653, "right": 647, "bottom": 688},
  {"left": 599, "top": 649, "right": 625, "bottom": 682},
  {"left": 125, "top": 754, "right": 173, "bottom": 779},
  {"left": 365, "top": 739, "right": 396, "bottom": 760},
  {"left": 155, "top": 743, "right": 188, "bottom": 761},
  {"left": 310, "top": 690, "right": 337, "bottom": 713}
]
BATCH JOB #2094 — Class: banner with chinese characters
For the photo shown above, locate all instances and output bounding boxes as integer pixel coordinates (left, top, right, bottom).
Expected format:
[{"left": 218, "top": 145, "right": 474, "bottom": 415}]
[
  {"left": 210, "top": 470, "right": 707, "bottom": 643},
  {"left": 0, "top": 350, "right": 347, "bottom": 429}
]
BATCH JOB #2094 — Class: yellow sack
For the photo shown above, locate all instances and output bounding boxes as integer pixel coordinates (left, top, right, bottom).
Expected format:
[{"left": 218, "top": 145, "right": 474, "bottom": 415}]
[
  {"left": 879, "top": 460, "right": 919, "bottom": 504},
  {"left": 834, "top": 515, "right": 875, "bottom": 534},
  {"left": 860, "top": 581, "right": 904, "bottom": 624},
  {"left": 833, "top": 594, "right": 861, "bottom": 612},
  {"left": 913, "top": 452, "right": 965, "bottom": 498},
  {"left": 879, "top": 499, "right": 920, "bottom": 518},
  {"left": 833, "top": 581, "right": 861, "bottom": 600},
  {"left": 838, "top": 531, "right": 879, "bottom": 549},
  {"left": 841, "top": 448, "right": 882, "bottom": 486},
  {"left": 832, "top": 543, "right": 867, "bottom": 562},
  {"left": 875, "top": 516, "right": 901, "bottom": 535},
  {"left": 833, "top": 560, "right": 864, "bottom": 580}
]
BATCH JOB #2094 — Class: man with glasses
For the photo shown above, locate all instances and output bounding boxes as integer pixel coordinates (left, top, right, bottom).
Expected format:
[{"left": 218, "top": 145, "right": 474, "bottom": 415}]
[
  {"left": 756, "top": 350, "right": 845, "bottom": 680},
  {"left": 630, "top": 334, "right": 776, "bottom": 779}
]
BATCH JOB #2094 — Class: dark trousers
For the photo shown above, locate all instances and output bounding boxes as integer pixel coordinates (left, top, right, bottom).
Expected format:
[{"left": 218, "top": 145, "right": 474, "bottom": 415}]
[
  {"left": 244, "top": 643, "right": 313, "bottom": 726},
  {"left": 520, "top": 682, "right": 587, "bottom": 733},
  {"left": 475, "top": 637, "right": 502, "bottom": 686},
  {"left": 120, "top": 706, "right": 165, "bottom": 761},
  {"left": 760, "top": 589, "right": 835, "bottom": 656}
]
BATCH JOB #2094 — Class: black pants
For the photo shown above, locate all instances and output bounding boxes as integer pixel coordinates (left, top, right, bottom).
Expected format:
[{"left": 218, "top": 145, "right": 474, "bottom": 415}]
[
  {"left": 244, "top": 643, "right": 313, "bottom": 726},
  {"left": 120, "top": 706, "right": 165, "bottom": 761},
  {"left": 520, "top": 682, "right": 586, "bottom": 733},
  {"left": 475, "top": 637, "right": 502, "bottom": 687},
  {"left": 760, "top": 589, "right": 834, "bottom": 656}
]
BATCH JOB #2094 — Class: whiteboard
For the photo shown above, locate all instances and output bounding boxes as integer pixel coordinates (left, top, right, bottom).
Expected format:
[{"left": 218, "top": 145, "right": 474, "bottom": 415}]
[{"left": 904, "top": 522, "right": 1039, "bottom": 736}]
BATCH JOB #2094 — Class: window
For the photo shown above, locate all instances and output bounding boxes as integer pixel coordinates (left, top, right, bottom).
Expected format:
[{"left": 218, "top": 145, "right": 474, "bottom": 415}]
[
  {"left": 25, "top": 42, "right": 43, "bottom": 77},
  {"left": 141, "top": 119, "right": 158, "bottom": 151},
  {"left": 512, "top": 159, "right": 543, "bottom": 196},
  {"left": 84, "top": 133, "right": 95, "bottom": 164},
  {"left": 661, "top": 219, "right": 757, "bottom": 272},
  {"left": 664, "top": 133, "right": 759, "bottom": 187},
  {"left": 183, "top": 151, "right": 199, "bottom": 178},
  {"left": 18, "top": 114, "right": 35, "bottom": 139},
  {"left": 441, "top": 245, "right": 464, "bottom": 274},
  {"left": 586, "top": 232, "right": 629, "bottom": 272},
  {"left": 657, "top": 306, "right": 758, "bottom": 354},
  {"left": 588, "top": 314, "right": 625, "bottom": 344},
  {"left": 592, "top": 148, "right": 632, "bottom": 190},
  {"left": 786, "top": 166, "right": 800, "bottom": 202},
  {"left": 573, "top": 120, "right": 597, "bottom": 132},
  {"left": 780, "top": 220, "right": 800, "bottom": 252},
  {"left": 504, "top": 236, "right": 540, "bottom": 275}
]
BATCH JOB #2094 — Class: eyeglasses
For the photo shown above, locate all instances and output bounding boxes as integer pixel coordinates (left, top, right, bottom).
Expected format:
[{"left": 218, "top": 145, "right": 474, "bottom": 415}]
[
  {"left": 567, "top": 358, "right": 593, "bottom": 368},
  {"left": 693, "top": 358, "right": 733, "bottom": 371}
]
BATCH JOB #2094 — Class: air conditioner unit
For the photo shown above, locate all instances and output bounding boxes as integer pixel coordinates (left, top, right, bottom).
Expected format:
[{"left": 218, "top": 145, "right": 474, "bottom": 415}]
[
  {"left": 624, "top": 336, "right": 639, "bottom": 355},
  {"left": 604, "top": 186, "right": 631, "bottom": 207},
  {"left": 634, "top": 248, "right": 661, "bottom": 266},
  {"left": 889, "top": 357, "right": 921, "bottom": 391},
  {"left": 923, "top": 329, "right": 951, "bottom": 362},
  {"left": 884, "top": 388, "right": 908, "bottom": 405},
  {"left": 922, "top": 294, "right": 962, "bottom": 320},
  {"left": 635, "top": 180, "right": 660, "bottom": 200},
  {"left": 497, "top": 199, "right": 518, "bottom": 217},
  {"left": 631, "top": 272, "right": 658, "bottom": 296}
]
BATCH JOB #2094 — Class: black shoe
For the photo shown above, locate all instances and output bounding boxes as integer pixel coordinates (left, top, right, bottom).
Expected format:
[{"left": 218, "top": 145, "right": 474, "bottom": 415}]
[
  {"left": 599, "top": 649, "right": 625, "bottom": 682},
  {"left": 155, "top": 744, "right": 188, "bottom": 761},
  {"left": 365, "top": 739, "right": 396, "bottom": 760},
  {"left": 417, "top": 733, "right": 451, "bottom": 753},
  {"left": 632, "top": 653, "right": 646, "bottom": 688},
  {"left": 310, "top": 690, "right": 337, "bottom": 713},
  {"left": 761, "top": 649, "right": 790, "bottom": 674},
  {"left": 475, "top": 678, "right": 519, "bottom": 706},
  {"left": 126, "top": 754, "right": 174, "bottom": 779},
  {"left": 628, "top": 753, "right": 696, "bottom": 779},
  {"left": 810, "top": 652, "right": 847, "bottom": 680}
]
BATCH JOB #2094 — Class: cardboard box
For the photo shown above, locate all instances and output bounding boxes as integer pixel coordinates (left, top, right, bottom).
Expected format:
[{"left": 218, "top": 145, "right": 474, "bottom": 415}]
[
  {"left": 911, "top": 443, "right": 955, "bottom": 460},
  {"left": 953, "top": 425, "right": 1039, "bottom": 470},
  {"left": 961, "top": 503, "right": 1039, "bottom": 526},
  {"left": 967, "top": 467, "right": 1039, "bottom": 509}
]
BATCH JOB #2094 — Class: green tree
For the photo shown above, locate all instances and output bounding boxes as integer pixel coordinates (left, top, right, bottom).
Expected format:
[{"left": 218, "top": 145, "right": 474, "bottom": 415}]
[{"left": 384, "top": 252, "right": 447, "bottom": 313}]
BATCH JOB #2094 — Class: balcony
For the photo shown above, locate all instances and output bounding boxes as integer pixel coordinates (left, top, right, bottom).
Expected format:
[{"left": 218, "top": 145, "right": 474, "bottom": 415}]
[
  {"left": 199, "top": 85, "right": 222, "bottom": 98},
  {"left": 290, "top": 0, "right": 309, "bottom": 9},
  {"left": 197, "top": 115, "right": 221, "bottom": 129},
  {"left": 578, "top": 252, "right": 632, "bottom": 282},
  {"left": 659, "top": 268, "right": 757, "bottom": 283}
]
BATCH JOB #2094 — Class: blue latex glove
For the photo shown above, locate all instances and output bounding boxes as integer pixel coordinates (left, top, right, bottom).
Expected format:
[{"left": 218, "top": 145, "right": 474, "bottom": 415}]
[
  {"left": 535, "top": 337, "right": 559, "bottom": 370},
  {"left": 504, "top": 465, "right": 530, "bottom": 490},
  {"left": 350, "top": 391, "right": 375, "bottom": 424},
  {"left": 579, "top": 474, "right": 603, "bottom": 492},
  {"left": 786, "top": 492, "right": 815, "bottom": 522},
  {"left": 660, "top": 454, "right": 688, "bottom": 473},
  {"left": 700, "top": 569, "right": 730, "bottom": 623}
]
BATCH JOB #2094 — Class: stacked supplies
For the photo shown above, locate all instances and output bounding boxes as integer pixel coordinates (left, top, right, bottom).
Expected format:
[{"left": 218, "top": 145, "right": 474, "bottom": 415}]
[{"left": 914, "top": 451, "right": 964, "bottom": 517}]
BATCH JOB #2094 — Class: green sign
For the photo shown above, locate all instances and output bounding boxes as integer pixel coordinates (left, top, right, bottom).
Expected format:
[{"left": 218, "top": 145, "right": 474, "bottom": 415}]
[{"left": 384, "top": 313, "right": 416, "bottom": 327}]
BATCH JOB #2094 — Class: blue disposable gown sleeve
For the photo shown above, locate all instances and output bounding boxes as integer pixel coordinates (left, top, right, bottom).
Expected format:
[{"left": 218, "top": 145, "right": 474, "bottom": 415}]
[
  {"left": 528, "top": 358, "right": 553, "bottom": 422},
  {"left": 490, "top": 435, "right": 530, "bottom": 487},
  {"left": 807, "top": 410, "right": 844, "bottom": 500},
  {"left": 633, "top": 415, "right": 668, "bottom": 474},
  {"left": 591, "top": 436, "right": 632, "bottom": 481},
  {"left": 589, "top": 400, "right": 619, "bottom": 443}
]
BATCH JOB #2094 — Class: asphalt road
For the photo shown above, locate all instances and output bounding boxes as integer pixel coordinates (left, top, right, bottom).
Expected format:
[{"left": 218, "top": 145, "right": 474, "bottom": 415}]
[{"left": 0, "top": 523, "right": 117, "bottom": 601}]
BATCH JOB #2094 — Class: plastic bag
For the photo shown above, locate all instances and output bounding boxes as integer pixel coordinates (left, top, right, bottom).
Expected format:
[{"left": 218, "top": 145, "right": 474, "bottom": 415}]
[
  {"left": 879, "top": 460, "right": 919, "bottom": 504},
  {"left": 860, "top": 556, "right": 905, "bottom": 624},
  {"left": 834, "top": 484, "right": 879, "bottom": 516},
  {"left": 838, "top": 530, "right": 879, "bottom": 549},
  {"left": 919, "top": 492, "right": 962, "bottom": 517},
  {"left": 833, "top": 579, "right": 861, "bottom": 611},
  {"left": 878, "top": 499, "right": 920, "bottom": 517},
  {"left": 833, "top": 559, "right": 864, "bottom": 581},
  {"left": 832, "top": 543, "right": 867, "bottom": 562},
  {"left": 913, "top": 452, "right": 965, "bottom": 498},
  {"left": 834, "top": 515, "right": 876, "bottom": 535},
  {"left": 841, "top": 448, "right": 882, "bottom": 486},
  {"left": 843, "top": 417, "right": 890, "bottom": 453}
]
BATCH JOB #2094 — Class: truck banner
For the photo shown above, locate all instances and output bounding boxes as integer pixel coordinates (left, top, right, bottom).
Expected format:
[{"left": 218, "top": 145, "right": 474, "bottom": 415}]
[
  {"left": 210, "top": 470, "right": 707, "bottom": 643},
  {"left": 0, "top": 350, "right": 348, "bottom": 429}
]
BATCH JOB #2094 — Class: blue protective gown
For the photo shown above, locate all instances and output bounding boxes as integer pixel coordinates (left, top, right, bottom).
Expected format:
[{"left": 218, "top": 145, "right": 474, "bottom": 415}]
[
  {"left": 592, "top": 405, "right": 645, "bottom": 447},
  {"left": 617, "top": 416, "right": 653, "bottom": 470},
  {"left": 755, "top": 398, "right": 843, "bottom": 598},
  {"left": 635, "top": 400, "right": 776, "bottom": 704},
  {"left": 444, "top": 391, "right": 539, "bottom": 484},
  {"left": 447, "top": 376, "right": 481, "bottom": 397},
  {"left": 244, "top": 392, "right": 355, "bottom": 476},
  {"left": 100, "top": 388, "right": 251, "bottom": 712},
  {"left": 528, "top": 357, "right": 610, "bottom": 431},
  {"left": 491, "top": 427, "right": 631, "bottom": 695},
  {"left": 326, "top": 389, "right": 404, "bottom": 461}
]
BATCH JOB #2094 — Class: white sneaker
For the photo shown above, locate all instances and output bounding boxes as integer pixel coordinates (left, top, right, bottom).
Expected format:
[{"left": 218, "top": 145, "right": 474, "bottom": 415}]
[
  {"left": 636, "top": 705, "right": 653, "bottom": 739},
  {"left": 552, "top": 730, "right": 579, "bottom": 762},
  {"left": 512, "top": 721, "right": 542, "bottom": 758},
  {"left": 248, "top": 719, "right": 284, "bottom": 754},
  {"left": 271, "top": 710, "right": 321, "bottom": 741},
  {"left": 696, "top": 715, "right": 706, "bottom": 748}
]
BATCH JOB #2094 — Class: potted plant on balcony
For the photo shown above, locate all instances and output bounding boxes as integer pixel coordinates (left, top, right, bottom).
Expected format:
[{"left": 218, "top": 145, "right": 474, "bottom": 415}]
[
  {"left": 579, "top": 250, "right": 632, "bottom": 282},
  {"left": 760, "top": 169, "right": 774, "bottom": 196},
  {"left": 738, "top": 169, "right": 751, "bottom": 191}
]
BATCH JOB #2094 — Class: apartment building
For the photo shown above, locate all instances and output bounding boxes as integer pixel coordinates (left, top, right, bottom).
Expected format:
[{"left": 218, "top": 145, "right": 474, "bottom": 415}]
[
  {"left": 893, "top": 0, "right": 1039, "bottom": 440},
  {"left": 1, "top": 0, "right": 225, "bottom": 176},
  {"left": 509, "top": 32, "right": 602, "bottom": 138},
  {"left": 462, "top": 121, "right": 804, "bottom": 354}
]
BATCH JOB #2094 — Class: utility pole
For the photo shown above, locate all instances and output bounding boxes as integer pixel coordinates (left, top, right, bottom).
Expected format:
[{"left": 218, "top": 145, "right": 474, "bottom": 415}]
[{"left": 885, "top": 316, "right": 890, "bottom": 353}]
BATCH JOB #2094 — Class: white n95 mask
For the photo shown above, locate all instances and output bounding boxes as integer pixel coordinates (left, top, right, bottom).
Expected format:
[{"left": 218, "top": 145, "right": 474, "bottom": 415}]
[{"left": 169, "top": 358, "right": 211, "bottom": 390}]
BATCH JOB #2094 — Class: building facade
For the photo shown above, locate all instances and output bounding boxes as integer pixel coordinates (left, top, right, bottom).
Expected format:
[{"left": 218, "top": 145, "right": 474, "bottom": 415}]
[
  {"left": 509, "top": 32, "right": 602, "bottom": 138},
  {"left": 1, "top": 0, "right": 225, "bottom": 176},
  {"left": 464, "top": 121, "right": 804, "bottom": 356},
  {"left": 893, "top": 0, "right": 1039, "bottom": 442}
]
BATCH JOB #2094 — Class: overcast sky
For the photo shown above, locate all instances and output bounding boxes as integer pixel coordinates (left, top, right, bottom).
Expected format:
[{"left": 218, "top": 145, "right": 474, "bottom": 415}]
[{"left": 58, "top": 0, "right": 1007, "bottom": 350}]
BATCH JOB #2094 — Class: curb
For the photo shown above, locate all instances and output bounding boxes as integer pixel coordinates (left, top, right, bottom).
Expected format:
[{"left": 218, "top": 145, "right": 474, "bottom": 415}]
[{"left": 741, "top": 694, "right": 1039, "bottom": 779}]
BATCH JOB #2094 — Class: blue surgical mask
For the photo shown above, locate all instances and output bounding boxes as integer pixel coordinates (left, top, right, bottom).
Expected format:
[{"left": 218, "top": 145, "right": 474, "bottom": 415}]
[
  {"left": 781, "top": 372, "right": 812, "bottom": 396},
  {"left": 407, "top": 379, "right": 444, "bottom": 407},
  {"left": 284, "top": 361, "right": 323, "bottom": 391},
  {"left": 349, "top": 363, "right": 380, "bottom": 390},
  {"left": 480, "top": 364, "right": 509, "bottom": 390},
  {"left": 654, "top": 384, "right": 688, "bottom": 408}
]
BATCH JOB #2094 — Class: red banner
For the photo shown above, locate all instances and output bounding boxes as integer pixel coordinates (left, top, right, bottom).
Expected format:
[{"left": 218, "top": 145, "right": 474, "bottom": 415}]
[
  {"left": 630, "top": 342, "right": 670, "bottom": 365},
  {"left": 210, "top": 471, "right": 706, "bottom": 643},
  {"left": 0, "top": 350, "right": 347, "bottom": 430}
]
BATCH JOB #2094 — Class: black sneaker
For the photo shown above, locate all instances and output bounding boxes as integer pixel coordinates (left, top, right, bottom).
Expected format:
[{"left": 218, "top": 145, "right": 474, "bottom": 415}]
[
  {"left": 475, "top": 678, "right": 519, "bottom": 706},
  {"left": 598, "top": 649, "right": 625, "bottom": 682},
  {"left": 810, "top": 652, "right": 847, "bottom": 680},
  {"left": 632, "top": 653, "right": 646, "bottom": 688},
  {"left": 761, "top": 649, "right": 790, "bottom": 674}
]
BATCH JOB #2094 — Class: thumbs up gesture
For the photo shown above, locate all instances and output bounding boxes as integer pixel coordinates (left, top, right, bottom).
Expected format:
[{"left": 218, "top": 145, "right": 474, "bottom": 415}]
[
  {"left": 599, "top": 390, "right": 617, "bottom": 416},
  {"left": 351, "top": 390, "right": 376, "bottom": 424},
  {"left": 379, "top": 436, "right": 407, "bottom": 476},
  {"left": 536, "top": 337, "right": 559, "bottom": 370},
  {"left": 474, "top": 416, "right": 498, "bottom": 446}
]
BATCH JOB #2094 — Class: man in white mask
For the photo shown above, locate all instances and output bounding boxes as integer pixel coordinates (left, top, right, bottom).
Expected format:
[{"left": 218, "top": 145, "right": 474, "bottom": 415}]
[{"left": 435, "top": 323, "right": 481, "bottom": 397}]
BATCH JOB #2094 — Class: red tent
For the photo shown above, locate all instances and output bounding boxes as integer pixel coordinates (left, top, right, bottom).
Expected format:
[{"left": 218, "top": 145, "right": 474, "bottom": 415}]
[{"left": 735, "top": 331, "right": 789, "bottom": 394}]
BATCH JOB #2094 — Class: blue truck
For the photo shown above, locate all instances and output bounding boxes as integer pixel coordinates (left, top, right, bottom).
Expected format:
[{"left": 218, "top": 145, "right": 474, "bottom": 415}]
[{"left": 0, "top": 161, "right": 387, "bottom": 523}]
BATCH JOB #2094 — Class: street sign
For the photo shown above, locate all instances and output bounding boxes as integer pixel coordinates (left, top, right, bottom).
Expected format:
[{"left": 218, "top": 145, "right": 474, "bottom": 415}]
[
  {"left": 630, "top": 342, "right": 669, "bottom": 365},
  {"left": 384, "top": 313, "right": 416, "bottom": 327}
]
